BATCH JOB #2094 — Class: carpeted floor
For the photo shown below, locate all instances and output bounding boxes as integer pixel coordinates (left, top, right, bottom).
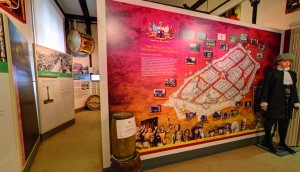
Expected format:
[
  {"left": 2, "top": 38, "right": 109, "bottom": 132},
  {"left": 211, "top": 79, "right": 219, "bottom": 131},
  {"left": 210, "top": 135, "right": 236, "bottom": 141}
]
[
  {"left": 30, "top": 110, "right": 300, "bottom": 172},
  {"left": 29, "top": 110, "right": 102, "bottom": 172}
]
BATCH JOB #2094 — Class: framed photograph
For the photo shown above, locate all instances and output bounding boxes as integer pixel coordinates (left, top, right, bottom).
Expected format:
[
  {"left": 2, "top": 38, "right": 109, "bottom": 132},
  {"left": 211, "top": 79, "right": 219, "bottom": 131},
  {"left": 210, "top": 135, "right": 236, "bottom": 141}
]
[
  {"left": 251, "top": 39, "right": 258, "bottom": 45},
  {"left": 183, "top": 30, "right": 195, "bottom": 40},
  {"left": 217, "top": 33, "right": 226, "bottom": 41},
  {"left": 244, "top": 101, "right": 252, "bottom": 107},
  {"left": 212, "top": 111, "right": 221, "bottom": 118},
  {"left": 190, "top": 43, "right": 200, "bottom": 52},
  {"left": 165, "top": 78, "right": 176, "bottom": 87},
  {"left": 186, "top": 111, "right": 196, "bottom": 119},
  {"left": 154, "top": 89, "right": 166, "bottom": 97},
  {"left": 222, "top": 112, "right": 230, "bottom": 119},
  {"left": 197, "top": 32, "right": 206, "bottom": 40},
  {"left": 206, "top": 39, "right": 216, "bottom": 47},
  {"left": 230, "top": 109, "right": 238, "bottom": 116},
  {"left": 235, "top": 101, "right": 242, "bottom": 107},
  {"left": 149, "top": 105, "right": 161, "bottom": 112},
  {"left": 186, "top": 56, "right": 196, "bottom": 64},
  {"left": 257, "top": 52, "right": 263, "bottom": 59},
  {"left": 0, "top": 0, "right": 26, "bottom": 23},
  {"left": 204, "top": 50, "right": 213, "bottom": 58},
  {"left": 240, "top": 34, "right": 248, "bottom": 41},
  {"left": 220, "top": 43, "right": 228, "bottom": 51},
  {"left": 286, "top": 0, "right": 300, "bottom": 14},
  {"left": 229, "top": 35, "right": 237, "bottom": 42},
  {"left": 198, "top": 114, "right": 207, "bottom": 122},
  {"left": 259, "top": 44, "right": 265, "bottom": 51}
]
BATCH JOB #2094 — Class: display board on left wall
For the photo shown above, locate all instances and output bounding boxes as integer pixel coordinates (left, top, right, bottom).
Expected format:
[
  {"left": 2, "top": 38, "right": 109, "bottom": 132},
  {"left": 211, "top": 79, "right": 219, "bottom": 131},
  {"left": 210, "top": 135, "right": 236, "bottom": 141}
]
[{"left": 33, "top": 44, "right": 75, "bottom": 141}]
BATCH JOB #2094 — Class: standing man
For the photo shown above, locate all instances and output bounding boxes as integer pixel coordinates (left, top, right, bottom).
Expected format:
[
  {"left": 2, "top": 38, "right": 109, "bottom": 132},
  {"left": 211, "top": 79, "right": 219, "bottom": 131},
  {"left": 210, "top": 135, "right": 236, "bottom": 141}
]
[{"left": 260, "top": 53, "right": 299, "bottom": 153}]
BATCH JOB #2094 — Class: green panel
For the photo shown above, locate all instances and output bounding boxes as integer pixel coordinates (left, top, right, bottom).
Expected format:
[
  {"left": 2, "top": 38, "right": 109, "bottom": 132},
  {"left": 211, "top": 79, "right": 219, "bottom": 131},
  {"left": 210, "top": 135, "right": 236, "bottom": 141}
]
[
  {"left": 0, "top": 62, "right": 8, "bottom": 73},
  {"left": 38, "top": 71, "right": 72, "bottom": 78}
]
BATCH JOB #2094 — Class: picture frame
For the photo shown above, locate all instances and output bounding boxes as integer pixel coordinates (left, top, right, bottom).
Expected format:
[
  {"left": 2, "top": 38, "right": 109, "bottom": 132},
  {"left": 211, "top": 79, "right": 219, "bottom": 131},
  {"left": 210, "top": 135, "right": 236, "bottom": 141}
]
[
  {"left": 186, "top": 56, "right": 196, "bottom": 64},
  {"left": 0, "top": 0, "right": 26, "bottom": 23},
  {"left": 165, "top": 78, "right": 176, "bottom": 87},
  {"left": 197, "top": 32, "right": 206, "bottom": 40},
  {"left": 203, "top": 50, "right": 213, "bottom": 58},
  {"left": 286, "top": 0, "right": 300, "bottom": 14},
  {"left": 149, "top": 105, "right": 161, "bottom": 113},
  {"left": 190, "top": 43, "right": 200, "bottom": 52},
  {"left": 220, "top": 43, "right": 228, "bottom": 51},
  {"left": 154, "top": 89, "right": 166, "bottom": 97},
  {"left": 229, "top": 35, "right": 237, "bottom": 42}
]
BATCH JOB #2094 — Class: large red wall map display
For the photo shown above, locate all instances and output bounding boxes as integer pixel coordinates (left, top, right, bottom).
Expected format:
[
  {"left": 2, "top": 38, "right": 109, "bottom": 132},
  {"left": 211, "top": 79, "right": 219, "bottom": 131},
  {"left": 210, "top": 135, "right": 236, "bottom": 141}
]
[{"left": 106, "top": 1, "right": 282, "bottom": 154}]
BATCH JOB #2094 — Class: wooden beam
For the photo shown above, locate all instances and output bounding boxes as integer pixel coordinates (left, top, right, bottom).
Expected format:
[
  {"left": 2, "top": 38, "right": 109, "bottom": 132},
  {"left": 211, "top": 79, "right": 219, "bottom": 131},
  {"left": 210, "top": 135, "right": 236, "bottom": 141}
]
[
  {"left": 190, "top": 0, "right": 207, "bottom": 10},
  {"left": 209, "top": 0, "right": 231, "bottom": 14},
  {"left": 78, "top": 0, "right": 92, "bottom": 34},
  {"left": 65, "top": 14, "right": 97, "bottom": 23}
]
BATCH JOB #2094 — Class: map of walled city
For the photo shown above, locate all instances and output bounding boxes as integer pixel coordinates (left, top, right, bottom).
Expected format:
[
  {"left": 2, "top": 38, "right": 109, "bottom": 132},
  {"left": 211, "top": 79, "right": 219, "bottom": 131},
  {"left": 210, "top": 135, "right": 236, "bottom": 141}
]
[{"left": 163, "top": 43, "right": 260, "bottom": 120}]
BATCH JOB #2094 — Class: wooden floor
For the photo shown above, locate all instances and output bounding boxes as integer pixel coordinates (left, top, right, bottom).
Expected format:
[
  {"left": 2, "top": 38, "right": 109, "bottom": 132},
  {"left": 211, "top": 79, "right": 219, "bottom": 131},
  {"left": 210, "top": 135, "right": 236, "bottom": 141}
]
[{"left": 30, "top": 110, "right": 300, "bottom": 172}]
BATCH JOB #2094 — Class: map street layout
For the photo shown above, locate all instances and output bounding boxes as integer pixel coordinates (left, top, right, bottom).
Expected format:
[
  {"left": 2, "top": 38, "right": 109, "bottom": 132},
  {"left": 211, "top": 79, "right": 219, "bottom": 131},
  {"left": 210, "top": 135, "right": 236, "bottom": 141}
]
[{"left": 163, "top": 43, "right": 260, "bottom": 120}]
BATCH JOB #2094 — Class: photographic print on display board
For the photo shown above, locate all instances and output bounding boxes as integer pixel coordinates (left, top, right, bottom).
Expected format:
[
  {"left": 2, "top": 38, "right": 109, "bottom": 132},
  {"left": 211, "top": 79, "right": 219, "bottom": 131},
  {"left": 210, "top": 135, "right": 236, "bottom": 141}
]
[
  {"left": 0, "top": 0, "right": 26, "bottom": 23},
  {"left": 240, "top": 34, "right": 248, "bottom": 41},
  {"left": 204, "top": 50, "right": 213, "bottom": 58},
  {"left": 190, "top": 43, "right": 200, "bottom": 52},
  {"left": 185, "top": 56, "right": 196, "bottom": 64},
  {"left": 106, "top": 1, "right": 282, "bottom": 154},
  {"left": 217, "top": 33, "right": 226, "bottom": 41},
  {"left": 229, "top": 35, "right": 238, "bottom": 42},
  {"left": 165, "top": 78, "right": 176, "bottom": 87},
  {"left": 35, "top": 44, "right": 73, "bottom": 78},
  {"left": 220, "top": 43, "right": 228, "bottom": 51},
  {"left": 0, "top": 13, "right": 6, "bottom": 63},
  {"left": 197, "top": 32, "right": 206, "bottom": 40}
]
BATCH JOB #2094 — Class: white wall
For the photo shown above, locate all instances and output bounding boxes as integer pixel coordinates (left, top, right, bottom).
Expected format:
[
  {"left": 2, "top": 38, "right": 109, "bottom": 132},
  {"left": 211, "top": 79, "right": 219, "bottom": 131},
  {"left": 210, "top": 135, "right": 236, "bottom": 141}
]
[
  {"left": 32, "top": 0, "right": 66, "bottom": 52},
  {"left": 241, "top": 0, "right": 300, "bottom": 30}
]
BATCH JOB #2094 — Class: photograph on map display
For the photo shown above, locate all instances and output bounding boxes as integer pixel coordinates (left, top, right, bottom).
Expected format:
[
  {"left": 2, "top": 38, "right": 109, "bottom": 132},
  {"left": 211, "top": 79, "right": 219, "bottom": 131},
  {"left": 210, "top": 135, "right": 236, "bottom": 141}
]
[
  {"left": 165, "top": 78, "right": 176, "bottom": 87},
  {"left": 149, "top": 105, "right": 161, "bottom": 113},
  {"left": 185, "top": 56, "right": 196, "bottom": 64},
  {"left": 154, "top": 89, "right": 166, "bottom": 97}
]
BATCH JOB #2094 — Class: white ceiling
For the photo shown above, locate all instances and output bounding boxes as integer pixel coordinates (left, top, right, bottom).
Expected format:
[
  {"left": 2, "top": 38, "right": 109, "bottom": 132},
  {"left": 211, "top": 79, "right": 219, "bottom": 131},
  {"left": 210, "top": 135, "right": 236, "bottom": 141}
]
[
  {"left": 56, "top": 0, "right": 97, "bottom": 18},
  {"left": 146, "top": 0, "right": 231, "bottom": 13},
  {"left": 56, "top": 0, "right": 241, "bottom": 21}
]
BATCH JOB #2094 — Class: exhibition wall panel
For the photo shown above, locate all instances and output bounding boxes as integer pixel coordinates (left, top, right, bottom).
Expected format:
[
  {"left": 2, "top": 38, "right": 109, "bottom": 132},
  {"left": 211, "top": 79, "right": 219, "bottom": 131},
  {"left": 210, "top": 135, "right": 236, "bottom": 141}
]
[
  {"left": 103, "top": 0, "right": 284, "bottom": 168},
  {"left": 33, "top": 44, "right": 75, "bottom": 140},
  {"left": 0, "top": 13, "right": 21, "bottom": 172}
]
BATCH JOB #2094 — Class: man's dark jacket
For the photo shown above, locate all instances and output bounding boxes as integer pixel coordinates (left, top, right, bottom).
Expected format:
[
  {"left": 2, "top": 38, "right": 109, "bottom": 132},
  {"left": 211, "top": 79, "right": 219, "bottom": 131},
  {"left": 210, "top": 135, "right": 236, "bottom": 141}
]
[{"left": 261, "top": 69, "right": 299, "bottom": 119}]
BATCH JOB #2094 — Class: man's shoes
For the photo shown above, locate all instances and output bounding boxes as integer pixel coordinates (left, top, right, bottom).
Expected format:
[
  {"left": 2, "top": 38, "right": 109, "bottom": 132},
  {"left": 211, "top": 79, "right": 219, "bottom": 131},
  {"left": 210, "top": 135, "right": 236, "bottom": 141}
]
[
  {"left": 278, "top": 143, "right": 296, "bottom": 154},
  {"left": 266, "top": 144, "right": 278, "bottom": 153},
  {"left": 262, "top": 142, "right": 277, "bottom": 153}
]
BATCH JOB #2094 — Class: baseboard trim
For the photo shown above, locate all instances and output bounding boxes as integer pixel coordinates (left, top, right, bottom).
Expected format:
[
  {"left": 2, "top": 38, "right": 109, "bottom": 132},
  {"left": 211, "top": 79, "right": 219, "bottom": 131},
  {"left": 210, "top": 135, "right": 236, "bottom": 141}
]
[
  {"left": 141, "top": 136, "right": 264, "bottom": 171},
  {"left": 75, "top": 107, "right": 86, "bottom": 113},
  {"left": 103, "top": 136, "right": 263, "bottom": 171},
  {"left": 22, "top": 137, "right": 41, "bottom": 172},
  {"left": 40, "top": 118, "right": 75, "bottom": 141}
]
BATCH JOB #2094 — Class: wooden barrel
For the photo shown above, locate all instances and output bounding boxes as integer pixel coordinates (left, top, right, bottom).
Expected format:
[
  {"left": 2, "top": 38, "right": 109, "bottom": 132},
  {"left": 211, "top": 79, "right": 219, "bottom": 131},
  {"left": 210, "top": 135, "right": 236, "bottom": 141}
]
[
  {"left": 111, "top": 151, "right": 142, "bottom": 172},
  {"left": 111, "top": 112, "right": 136, "bottom": 160},
  {"left": 67, "top": 29, "right": 95, "bottom": 54}
]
